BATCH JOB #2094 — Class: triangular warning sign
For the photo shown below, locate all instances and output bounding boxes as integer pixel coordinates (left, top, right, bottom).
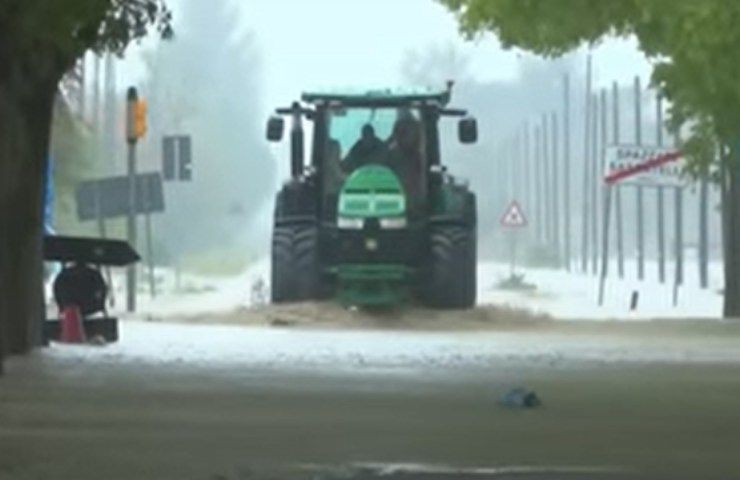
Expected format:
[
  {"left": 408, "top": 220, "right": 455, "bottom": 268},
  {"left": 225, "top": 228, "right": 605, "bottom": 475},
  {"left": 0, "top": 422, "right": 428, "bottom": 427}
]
[{"left": 500, "top": 200, "right": 528, "bottom": 228}]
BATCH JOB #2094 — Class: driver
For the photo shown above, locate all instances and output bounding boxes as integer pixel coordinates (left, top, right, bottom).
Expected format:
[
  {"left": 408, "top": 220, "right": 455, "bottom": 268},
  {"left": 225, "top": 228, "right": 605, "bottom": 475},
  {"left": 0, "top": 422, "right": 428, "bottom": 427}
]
[
  {"left": 387, "top": 114, "right": 425, "bottom": 213},
  {"left": 343, "top": 124, "right": 387, "bottom": 173}
]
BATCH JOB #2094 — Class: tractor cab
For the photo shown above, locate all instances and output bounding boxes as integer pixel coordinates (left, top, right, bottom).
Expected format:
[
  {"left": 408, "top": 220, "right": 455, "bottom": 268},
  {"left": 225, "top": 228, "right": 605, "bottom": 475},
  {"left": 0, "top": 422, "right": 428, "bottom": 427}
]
[{"left": 266, "top": 85, "right": 479, "bottom": 308}]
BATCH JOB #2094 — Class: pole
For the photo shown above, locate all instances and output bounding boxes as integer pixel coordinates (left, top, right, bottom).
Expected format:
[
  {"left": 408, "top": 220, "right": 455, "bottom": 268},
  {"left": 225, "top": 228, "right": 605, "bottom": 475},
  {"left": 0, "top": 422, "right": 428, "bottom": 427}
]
[
  {"left": 93, "top": 54, "right": 101, "bottom": 130},
  {"left": 145, "top": 176, "right": 156, "bottom": 299},
  {"left": 551, "top": 111, "right": 561, "bottom": 263},
  {"left": 542, "top": 114, "right": 552, "bottom": 244},
  {"left": 145, "top": 213, "right": 155, "bottom": 299},
  {"left": 94, "top": 182, "right": 114, "bottom": 307},
  {"left": 94, "top": 181, "right": 106, "bottom": 239},
  {"left": 502, "top": 138, "right": 509, "bottom": 199},
  {"left": 598, "top": 90, "right": 608, "bottom": 285},
  {"left": 126, "top": 87, "right": 138, "bottom": 313},
  {"left": 598, "top": 186, "right": 613, "bottom": 305},
  {"left": 699, "top": 170, "right": 710, "bottom": 289},
  {"left": 581, "top": 54, "right": 593, "bottom": 273},
  {"left": 104, "top": 54, "right": 117, "bottom": 156},
  {"left": 591, "top": 94, "right": 599, "bottom": 275},
  {"left": 612, "top": 81, "right": 625, "bottom": 278},
  {"left": 673, "top": 131, "right": 684, "bottom": 306},
  {"left": 720, "top": 144, "right": 729, "bottom": 298},
  {"left": 510, "top": 232, "right": 517, "bottom": 277},
  {"left": 634, "top": 76, "right": 645, "bottom": 281},
  {"left": 523, "top": 121, "right": 531, "bottom": 243},
  {"left": 534, "top": 125, "right": 543, "bottom": 242},
  {"left": 563, "top": 74, "right": 572, "bottom": 271},
  {"left": 657, "top": 188, "right": 666, "bottom": 282},
  {"left": 508, "top": 137, "right": 515, "bottom": 199},
  {"left": 600, "top": 90, "right": 608, "bottom": 188},
  {"left": 674, "top": 186, "right": 684, "bottom": 306},
  {"left": 510, "top": 133, "right": 517, "bottom": 200},
  {"left": 514, "top": 132, "right": 521, "bottom": 200},
  {"left": 78, "top": 54, "right": 86, "bottom": 119},
  {"left": 656, "top": 93, "right": 666, "bottom": 283}
]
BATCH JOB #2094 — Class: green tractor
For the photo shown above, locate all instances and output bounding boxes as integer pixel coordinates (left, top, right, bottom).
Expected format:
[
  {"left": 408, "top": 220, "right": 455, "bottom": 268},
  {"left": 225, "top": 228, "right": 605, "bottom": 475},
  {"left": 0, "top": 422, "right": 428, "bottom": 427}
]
[{"left": 266, "top": 85, "right": 478, "bottom": 309}]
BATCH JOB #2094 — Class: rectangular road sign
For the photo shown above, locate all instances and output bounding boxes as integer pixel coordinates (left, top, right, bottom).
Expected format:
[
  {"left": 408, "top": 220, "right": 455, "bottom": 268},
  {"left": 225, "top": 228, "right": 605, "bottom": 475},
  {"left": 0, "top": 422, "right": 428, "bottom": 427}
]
[
  {"left": 163, "top": 135, "right": 192, "bottom": 181},
  {"left": 76, "top": 173, "right": 165, "bottom": 221},
  {"left": 604, "top": 145, "right": 684, "bottom": 187}
]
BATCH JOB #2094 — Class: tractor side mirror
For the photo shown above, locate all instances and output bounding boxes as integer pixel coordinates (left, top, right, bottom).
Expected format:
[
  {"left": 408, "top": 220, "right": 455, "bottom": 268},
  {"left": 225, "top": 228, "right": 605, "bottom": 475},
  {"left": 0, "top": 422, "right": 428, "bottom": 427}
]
[
  {"left": 266, "top": 116, "right": 284, "bottom": 142},
  {"left": 458, "top": 117, "right": 478, "bottom": 144}
]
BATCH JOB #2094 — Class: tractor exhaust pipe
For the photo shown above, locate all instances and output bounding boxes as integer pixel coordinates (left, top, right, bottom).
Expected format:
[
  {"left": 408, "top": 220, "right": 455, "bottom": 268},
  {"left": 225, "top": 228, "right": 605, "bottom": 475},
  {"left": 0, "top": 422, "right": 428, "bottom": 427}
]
[{"left": 290, "top": 101, "right": 305, "bottom": 177}]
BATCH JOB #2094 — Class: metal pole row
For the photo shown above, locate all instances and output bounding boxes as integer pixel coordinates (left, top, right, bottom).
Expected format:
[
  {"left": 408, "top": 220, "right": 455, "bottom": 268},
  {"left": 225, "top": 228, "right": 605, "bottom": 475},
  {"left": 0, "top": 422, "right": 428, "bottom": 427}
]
[{"left": 498, "top": 62, "right": 714, "bottom": 297}]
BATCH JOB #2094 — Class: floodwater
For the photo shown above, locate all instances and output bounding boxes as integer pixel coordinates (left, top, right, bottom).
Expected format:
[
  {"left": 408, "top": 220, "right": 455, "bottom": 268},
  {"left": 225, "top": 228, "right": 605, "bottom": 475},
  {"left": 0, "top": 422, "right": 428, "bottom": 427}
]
[{"left": 2, "top": 312, "right": 740, "bottom": 479}]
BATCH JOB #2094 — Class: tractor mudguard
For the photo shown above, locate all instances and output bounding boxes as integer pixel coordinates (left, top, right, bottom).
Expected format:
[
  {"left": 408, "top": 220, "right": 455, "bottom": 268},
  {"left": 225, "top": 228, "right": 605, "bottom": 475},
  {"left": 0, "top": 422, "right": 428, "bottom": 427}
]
[
  {"left": 431, "top": 181, "right": 477, "bottom": 227},
  {"left": 274, "top": 177, "right": 318, "bottom": 223}
]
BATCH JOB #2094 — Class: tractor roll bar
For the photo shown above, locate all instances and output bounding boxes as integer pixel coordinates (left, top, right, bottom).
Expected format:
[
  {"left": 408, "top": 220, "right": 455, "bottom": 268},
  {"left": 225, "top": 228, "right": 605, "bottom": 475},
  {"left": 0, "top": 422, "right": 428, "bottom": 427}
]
[{"left": 439, "top": 108, "right": 468, "bottom": 117}]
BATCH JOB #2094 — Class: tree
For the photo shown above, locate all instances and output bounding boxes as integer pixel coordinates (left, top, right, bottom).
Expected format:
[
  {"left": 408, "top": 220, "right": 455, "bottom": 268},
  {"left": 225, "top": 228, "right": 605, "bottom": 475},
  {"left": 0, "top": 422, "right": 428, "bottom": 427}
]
[
  {"left": 440, "top": 0, "right": 740, "bottom": 317},
  {"left": 50, "top": 96, "right": 106, "bottom": 234},
  {"left": 141, "top": 1, "right": 275, "bottom": 266},
  {"left": 0, "top": 1, "right": 172, "bottom": 370}
]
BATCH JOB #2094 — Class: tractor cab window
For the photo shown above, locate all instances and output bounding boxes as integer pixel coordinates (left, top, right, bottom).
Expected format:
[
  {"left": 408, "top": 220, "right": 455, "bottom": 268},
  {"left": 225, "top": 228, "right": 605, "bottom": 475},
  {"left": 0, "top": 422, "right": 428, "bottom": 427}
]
[
  {"left": 323, "top": 107, "right": 426, "bottom": 208},
  {"left": 329, "top": 107, "right": 396, "bottom": 158}
]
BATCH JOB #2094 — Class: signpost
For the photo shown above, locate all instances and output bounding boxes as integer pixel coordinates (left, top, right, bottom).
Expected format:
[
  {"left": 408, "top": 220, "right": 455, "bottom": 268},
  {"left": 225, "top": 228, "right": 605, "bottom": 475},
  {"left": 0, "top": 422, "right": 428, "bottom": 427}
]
[
  {"left": 604, "top": 145, "right": 684, "bottom": 186},
  {"left": 162, "top": 134, "right": 193, "bottom": 289},
  {"left": 162, "top": 135, "right": 193, "bottom": 181},
  {"left": 76, "top": 173, "right": 165, "bottom": 221},
  {"left": 76, "top": 172, "right": 164, "bottom": 301},
  {"left": 125, "top": 87, "right": 147, "bottom": 312},
  {"left": 599, "top": 147, "right": 684, "bottom": 306},
  {"left": 500, "top": 200, "right": 528, "bottom": 278}
]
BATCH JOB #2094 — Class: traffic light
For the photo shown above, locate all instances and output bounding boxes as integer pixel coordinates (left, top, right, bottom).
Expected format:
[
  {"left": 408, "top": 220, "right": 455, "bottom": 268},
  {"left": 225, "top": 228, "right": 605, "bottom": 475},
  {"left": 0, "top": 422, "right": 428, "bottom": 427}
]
[{"left": 133, "top": 100, "right": 148, "bottom": 140}]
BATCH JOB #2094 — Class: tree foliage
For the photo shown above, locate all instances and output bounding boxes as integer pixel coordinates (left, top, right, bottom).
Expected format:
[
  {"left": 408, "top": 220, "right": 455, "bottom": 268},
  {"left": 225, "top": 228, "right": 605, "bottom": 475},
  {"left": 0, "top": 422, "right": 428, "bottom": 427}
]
[
  {"left": 0, "top": 1, "right": 172, "bottom": 359},
  {"left": 439, "top": 0, "right": 740, "bottom": 174},
  {"left": 440, "top": 0, "right": 740, "bottom": 317},
  {"left": 0, "top": 1, "right": 172, "bottom": 61},
  {"left": 50, "top": 99, "right": 106, "bottom": 233},
  {"left": 141, "top": 1, "right": 274, "bottom": 262}
]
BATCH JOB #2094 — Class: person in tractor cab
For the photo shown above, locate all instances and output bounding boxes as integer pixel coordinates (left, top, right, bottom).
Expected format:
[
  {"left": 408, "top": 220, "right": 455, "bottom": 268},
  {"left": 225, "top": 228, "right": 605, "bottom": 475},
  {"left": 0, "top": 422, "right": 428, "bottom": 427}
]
[
  {"left": 325, "top": 138, "right": 343, "bottom": 189},
  {"left": 387, "top": 114, "right": 426, "bottom": 213},
  {"left": 343, "top": 124, "right": 387, "bottom": 173}
]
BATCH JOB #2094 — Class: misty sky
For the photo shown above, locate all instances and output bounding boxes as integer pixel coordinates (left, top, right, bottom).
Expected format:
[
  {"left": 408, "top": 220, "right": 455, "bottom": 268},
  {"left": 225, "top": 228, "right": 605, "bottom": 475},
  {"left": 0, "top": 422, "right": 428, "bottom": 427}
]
[{"left": 121, "top": 0, "right": 653, "bottom": 113}]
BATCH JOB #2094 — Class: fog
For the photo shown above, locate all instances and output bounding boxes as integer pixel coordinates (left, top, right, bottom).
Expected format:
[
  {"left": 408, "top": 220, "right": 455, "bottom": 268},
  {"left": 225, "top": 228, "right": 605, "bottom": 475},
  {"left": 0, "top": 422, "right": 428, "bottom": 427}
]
[
  {"left": 104, "top": 0, "right": 677, "bottom": 272},
  {"left": 21, "top": 5, "right": 736, "bottom": 478}
]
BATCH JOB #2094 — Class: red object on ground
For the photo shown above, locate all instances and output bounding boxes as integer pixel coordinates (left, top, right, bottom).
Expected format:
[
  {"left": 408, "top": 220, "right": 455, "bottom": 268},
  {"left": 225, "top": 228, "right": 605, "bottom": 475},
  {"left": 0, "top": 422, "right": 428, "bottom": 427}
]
[
  {"left": 59, "top": 305, "right": 86, "bottom": 343},
  {"left": 604, "top": 150, "right": 683, "bottom": 185}
]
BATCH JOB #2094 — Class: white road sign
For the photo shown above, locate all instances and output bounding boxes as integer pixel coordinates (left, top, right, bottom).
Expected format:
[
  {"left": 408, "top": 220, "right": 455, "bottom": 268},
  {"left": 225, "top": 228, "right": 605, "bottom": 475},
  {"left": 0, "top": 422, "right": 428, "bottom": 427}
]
[
  {"left": 500, "top": 200, "right": 528, "bottom": 228},
  {"left": 604, "top": 145, "right": 685, "bottom": 187}
]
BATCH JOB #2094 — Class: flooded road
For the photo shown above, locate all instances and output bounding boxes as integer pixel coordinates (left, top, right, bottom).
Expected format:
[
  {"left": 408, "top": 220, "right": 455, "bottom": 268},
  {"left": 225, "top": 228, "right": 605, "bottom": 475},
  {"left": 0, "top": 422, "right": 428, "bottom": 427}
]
[{"left": 2, "top": 316, "right": 740, "bottom": 479}]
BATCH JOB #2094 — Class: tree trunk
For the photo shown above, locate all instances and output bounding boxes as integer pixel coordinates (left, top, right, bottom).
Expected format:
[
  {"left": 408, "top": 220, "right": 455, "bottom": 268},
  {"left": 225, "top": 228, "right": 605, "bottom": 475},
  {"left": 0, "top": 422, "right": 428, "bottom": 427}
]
[
  {"left": 0, "top": 61, "right": 59, "bottom": 366},
  {"left": 723, "top": 142, "right": 740, "bottom": 318}
]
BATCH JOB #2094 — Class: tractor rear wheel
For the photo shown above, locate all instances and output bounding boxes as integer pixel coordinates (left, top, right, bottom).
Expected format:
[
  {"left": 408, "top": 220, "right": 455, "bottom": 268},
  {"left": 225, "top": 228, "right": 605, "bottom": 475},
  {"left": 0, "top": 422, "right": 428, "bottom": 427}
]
[
  {"left": 423, "top": 225, "right": 477, "bottom": 309},
  {"left": 271, "top": 224, "right": 320, "bottom": 303}
]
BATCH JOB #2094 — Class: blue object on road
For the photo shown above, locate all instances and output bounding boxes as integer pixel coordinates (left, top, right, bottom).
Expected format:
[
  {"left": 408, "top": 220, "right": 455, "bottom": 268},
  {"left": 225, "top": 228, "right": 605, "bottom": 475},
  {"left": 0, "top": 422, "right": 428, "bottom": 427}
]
[{"left": 500, "top": 387, "right": 542, "bottom": 408}]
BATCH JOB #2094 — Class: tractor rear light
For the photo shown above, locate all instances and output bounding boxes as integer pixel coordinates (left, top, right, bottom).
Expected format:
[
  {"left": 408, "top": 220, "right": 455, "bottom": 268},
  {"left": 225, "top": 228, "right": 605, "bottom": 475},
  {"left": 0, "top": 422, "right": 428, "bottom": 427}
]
[
  {"left": 338, "top": 217, "right": 364, "bottom": 230},
  {"left": 379, "top": 217, "right": 407, "bottom": 229}
]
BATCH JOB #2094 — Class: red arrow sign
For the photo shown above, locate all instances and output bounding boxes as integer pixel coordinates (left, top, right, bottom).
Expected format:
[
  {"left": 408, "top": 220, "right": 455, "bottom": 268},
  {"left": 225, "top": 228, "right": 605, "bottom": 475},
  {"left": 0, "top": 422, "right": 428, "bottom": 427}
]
[{"left": 605, "top": 150, "right": 682, "bottom": 185}]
